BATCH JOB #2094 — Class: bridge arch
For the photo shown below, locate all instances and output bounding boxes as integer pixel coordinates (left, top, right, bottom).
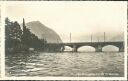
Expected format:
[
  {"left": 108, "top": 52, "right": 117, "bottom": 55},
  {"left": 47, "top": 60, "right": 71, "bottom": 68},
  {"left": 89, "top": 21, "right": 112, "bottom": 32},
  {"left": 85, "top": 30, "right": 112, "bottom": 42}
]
[
  {"left": 102, "top": 45, "right": 119, "bottom": 52},
  {"left": 64, "top": 46, "right": 73, "bottom": 51},
  {"left": 77, "top": 45, "right": 96, "bottom": 52}
]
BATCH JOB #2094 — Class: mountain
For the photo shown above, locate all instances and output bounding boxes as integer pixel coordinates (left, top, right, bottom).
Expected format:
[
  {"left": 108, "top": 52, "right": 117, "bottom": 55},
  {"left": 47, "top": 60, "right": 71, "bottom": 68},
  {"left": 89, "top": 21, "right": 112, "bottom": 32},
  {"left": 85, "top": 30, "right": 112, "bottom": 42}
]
[{"left": 25, "top": 21, "right": 62, "bottom": 43}]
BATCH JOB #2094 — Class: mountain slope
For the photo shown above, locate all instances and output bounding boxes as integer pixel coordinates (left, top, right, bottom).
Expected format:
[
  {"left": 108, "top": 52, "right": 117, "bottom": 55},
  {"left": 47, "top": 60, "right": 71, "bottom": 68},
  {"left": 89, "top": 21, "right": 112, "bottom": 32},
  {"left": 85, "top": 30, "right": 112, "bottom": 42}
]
[{"left": 25, "top": 21, "right": 62, "bottom": 43}]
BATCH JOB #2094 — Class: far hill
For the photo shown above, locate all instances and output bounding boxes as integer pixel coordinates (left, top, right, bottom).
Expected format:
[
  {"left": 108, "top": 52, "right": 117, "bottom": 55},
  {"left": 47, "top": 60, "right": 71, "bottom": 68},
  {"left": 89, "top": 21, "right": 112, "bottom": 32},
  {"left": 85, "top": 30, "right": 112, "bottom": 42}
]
[{"left": 25, "top": 21, "right": 62, "bottom": 43}]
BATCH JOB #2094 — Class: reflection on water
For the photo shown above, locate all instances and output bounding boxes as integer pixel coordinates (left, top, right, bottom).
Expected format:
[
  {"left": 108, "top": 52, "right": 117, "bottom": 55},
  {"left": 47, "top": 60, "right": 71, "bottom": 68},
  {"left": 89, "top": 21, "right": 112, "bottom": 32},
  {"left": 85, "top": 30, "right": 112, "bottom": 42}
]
[{"left": 6, "top": 52, "right": 124, "bottom": 77}]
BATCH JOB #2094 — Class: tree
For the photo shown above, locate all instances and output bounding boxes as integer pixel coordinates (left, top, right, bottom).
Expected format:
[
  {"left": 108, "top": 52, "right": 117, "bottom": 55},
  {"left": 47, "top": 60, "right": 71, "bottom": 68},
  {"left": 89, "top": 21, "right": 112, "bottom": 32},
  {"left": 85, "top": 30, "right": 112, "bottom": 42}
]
[
  {"left": 5, "top": 18, "right": 23, "bottom": 50},
  {"left": 5, "top": 17, "right": 47, "bottom": 53}
]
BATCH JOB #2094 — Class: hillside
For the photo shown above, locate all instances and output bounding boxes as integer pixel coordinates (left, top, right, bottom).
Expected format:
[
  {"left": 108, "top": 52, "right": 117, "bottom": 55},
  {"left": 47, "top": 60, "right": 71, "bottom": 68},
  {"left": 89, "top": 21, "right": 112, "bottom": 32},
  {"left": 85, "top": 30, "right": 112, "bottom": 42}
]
[{"left": 25, "top": 21, "right": 62, "bottom": 43}]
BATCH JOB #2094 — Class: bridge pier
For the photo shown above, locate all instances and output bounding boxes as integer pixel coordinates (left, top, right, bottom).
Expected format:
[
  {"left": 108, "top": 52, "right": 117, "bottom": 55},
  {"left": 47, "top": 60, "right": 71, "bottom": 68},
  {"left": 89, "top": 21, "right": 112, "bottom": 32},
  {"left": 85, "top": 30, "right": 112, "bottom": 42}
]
[
  {"left": 72, "top": 45, "right": 78, "bottom": 52},
  {"left": 95, "top": 45, "right": 102, "bottom": 52},
  {"left": 60, "top": 46, "right": 65, "bottom": 52},
  {"left": 119, "top": 47, "right": 124, "bottom": 52}
]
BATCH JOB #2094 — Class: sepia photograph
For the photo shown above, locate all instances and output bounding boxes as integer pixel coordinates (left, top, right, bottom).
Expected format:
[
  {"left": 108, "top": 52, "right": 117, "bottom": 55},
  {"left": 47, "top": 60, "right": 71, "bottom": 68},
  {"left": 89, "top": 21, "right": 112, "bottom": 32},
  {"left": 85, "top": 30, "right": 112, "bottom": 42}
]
[{"left": 4, "top": 1, "right": 127, "bottom": 79}]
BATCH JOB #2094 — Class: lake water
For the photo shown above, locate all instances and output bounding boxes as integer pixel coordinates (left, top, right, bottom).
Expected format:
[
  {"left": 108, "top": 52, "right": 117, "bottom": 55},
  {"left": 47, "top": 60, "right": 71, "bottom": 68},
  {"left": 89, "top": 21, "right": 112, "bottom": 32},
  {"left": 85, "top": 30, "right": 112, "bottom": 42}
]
[{"left": 6, "top": 52, "right": 124, "bottom": 77}]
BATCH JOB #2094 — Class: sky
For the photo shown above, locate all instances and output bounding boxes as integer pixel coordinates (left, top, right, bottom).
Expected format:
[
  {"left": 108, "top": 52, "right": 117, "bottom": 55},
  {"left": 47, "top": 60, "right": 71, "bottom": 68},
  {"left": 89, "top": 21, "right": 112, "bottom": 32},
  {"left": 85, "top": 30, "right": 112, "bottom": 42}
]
[{"left": 5, "top": 2, "right": 127, "bottom": 42}]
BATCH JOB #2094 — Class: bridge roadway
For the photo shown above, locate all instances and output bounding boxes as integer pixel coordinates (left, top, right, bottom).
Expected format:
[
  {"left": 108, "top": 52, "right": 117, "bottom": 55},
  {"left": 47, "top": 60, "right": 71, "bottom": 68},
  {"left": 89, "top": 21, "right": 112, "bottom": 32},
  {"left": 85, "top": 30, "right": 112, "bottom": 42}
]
[{"left": 46, "top": 41, "right": 124, "bottom": 52}]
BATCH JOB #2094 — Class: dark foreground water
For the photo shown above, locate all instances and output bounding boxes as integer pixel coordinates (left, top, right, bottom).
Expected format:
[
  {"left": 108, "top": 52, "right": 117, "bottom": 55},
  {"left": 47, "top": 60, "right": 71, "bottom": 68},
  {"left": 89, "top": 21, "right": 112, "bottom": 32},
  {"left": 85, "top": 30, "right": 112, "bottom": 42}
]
[{"left": 6, "top": 52, "right": 124, "bottom": 77}]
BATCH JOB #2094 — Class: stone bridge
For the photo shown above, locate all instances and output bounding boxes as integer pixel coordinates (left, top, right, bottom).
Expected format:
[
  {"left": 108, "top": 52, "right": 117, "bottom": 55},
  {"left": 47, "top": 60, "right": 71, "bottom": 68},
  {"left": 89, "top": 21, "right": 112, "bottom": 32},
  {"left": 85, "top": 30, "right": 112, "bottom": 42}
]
[{"left": 46, "top": 41, "right": 124, "bottom": 52}]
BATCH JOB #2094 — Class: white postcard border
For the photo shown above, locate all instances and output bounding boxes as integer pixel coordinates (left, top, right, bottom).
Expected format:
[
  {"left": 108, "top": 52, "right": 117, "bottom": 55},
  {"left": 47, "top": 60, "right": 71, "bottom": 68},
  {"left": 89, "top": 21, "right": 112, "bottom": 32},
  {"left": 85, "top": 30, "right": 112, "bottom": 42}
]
[{"left": 0, "top": 1, "right": 127, "bottom": 80}]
